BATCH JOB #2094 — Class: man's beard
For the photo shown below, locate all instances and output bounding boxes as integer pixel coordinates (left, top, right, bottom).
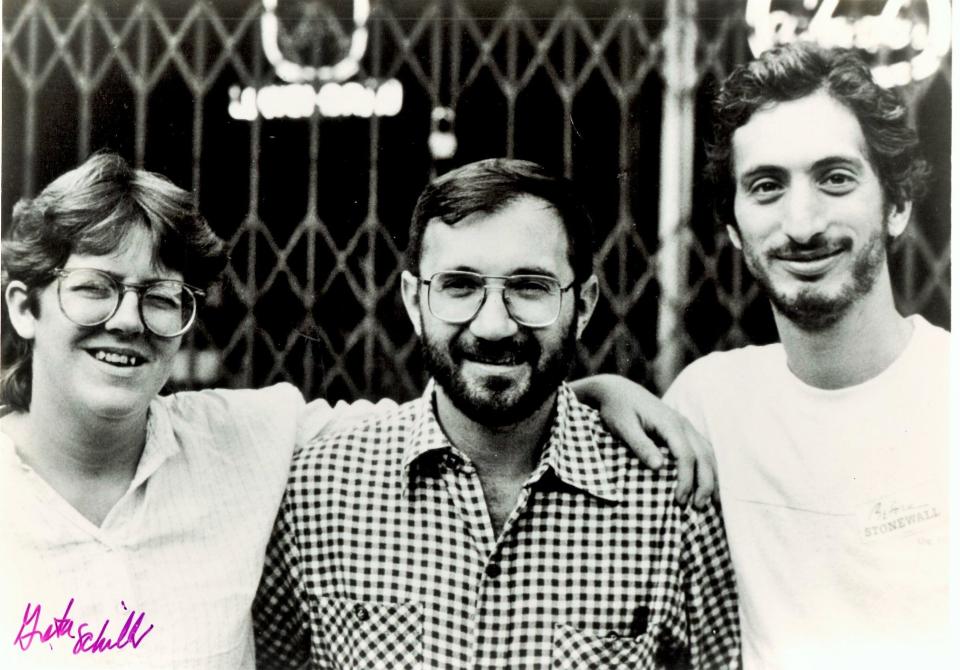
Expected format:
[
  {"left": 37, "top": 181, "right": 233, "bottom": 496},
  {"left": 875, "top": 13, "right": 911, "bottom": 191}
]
[
  {"left": 744, "top": 226, "right": 887, "bottom": 332},
  {"left": 421, "top": 316, "right": 578, "bottom": 427}
]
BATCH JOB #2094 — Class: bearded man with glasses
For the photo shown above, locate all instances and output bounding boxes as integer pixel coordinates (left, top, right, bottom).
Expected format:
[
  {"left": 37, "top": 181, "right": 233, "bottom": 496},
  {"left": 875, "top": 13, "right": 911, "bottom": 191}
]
[{"left": 253, "top": 158, "right": 740, "bottom": 669}]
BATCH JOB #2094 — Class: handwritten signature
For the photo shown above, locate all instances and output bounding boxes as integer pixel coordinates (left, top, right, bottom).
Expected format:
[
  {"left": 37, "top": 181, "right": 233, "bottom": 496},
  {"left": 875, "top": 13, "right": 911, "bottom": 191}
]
[{"left": 13, "top": 598, "right": 154, "bottom": 655}]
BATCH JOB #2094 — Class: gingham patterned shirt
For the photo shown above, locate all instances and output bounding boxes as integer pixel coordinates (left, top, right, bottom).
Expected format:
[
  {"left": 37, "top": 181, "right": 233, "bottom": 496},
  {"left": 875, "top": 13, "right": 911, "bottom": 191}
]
[{"left": 254, "top": 381, "right": 740, "bottom": 669}]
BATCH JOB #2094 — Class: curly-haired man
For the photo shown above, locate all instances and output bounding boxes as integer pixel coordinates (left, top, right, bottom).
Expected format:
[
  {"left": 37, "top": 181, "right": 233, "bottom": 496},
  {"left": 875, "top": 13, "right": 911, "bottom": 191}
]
[{"left": 665, "top": 43, "right": 948, "bottom": 669}]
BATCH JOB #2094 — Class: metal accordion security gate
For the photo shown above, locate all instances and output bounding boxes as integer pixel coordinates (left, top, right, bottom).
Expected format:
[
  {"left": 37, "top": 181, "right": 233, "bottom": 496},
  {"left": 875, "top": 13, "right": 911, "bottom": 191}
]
[{"left": 2, "top": 0, "right": 951, "bottom": 401}]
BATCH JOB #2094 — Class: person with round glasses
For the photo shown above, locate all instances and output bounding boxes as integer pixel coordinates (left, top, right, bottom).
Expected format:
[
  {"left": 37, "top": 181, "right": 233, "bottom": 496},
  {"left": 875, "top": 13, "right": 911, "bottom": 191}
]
[
  {"left": 52, "top": 267, "right": 205, "bottom": 338},
  {"left": 0, "top": 152, "right": 334, "bottom": 668},
  {"left": 1, "top": 153, "right": 715, "bottom": 668}
]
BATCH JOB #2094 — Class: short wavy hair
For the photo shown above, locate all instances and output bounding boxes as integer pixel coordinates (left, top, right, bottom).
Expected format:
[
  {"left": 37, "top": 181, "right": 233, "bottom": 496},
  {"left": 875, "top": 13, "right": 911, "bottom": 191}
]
[
  {"left": 407, "top": 158, "right": 595, "bottom": 283},
  {"left": 1, "top": 151, "right": 228, "bottom": 411},
  {"left": 705, "top": 42, "right": 930, "bottom": 230}
]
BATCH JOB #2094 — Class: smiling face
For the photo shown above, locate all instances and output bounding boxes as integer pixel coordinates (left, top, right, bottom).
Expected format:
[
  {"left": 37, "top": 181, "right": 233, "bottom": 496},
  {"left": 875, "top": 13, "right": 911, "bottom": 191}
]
[
  {"left": 401, "top": 196, "right": 597, "bottom": 427},
  {"left": 729, "top": 90, "right": 910, "bottom": 331},
  {"left": 10, "top": 225, "right": 183, "bottom": 423}
]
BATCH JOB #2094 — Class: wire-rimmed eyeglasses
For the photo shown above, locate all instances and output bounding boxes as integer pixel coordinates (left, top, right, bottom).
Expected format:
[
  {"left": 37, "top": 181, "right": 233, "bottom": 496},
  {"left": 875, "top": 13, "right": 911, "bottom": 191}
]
[
  {"left": 53, "top": 268, "right": 204, "bottom": 338},
  {"left": 418, "top": 271, "right": 575, "bottom": 328}
]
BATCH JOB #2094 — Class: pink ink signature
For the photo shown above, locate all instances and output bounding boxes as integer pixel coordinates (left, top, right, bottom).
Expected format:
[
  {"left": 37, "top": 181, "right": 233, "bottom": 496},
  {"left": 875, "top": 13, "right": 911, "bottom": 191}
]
[{"left": 13, "top": 598, "right": 154, "bottom": 655}]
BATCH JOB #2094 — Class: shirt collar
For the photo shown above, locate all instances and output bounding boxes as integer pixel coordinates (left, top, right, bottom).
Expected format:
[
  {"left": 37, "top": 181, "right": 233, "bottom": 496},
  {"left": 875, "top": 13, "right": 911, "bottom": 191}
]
[
  {"left": 131, "top": 397, "right": 183, "bottom": 490},
  {"left": 530, "top": 384, "right": 621, "bottom": 503},
  {"left": 402, "top": 380, "right": 621, "bottom": 503},
  {"left": 402, "top": 380, "right": 455, "bottom": 473}
]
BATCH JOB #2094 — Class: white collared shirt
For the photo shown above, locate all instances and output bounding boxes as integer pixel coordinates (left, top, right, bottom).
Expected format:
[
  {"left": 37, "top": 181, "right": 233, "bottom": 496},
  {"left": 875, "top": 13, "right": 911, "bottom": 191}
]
[{"left": 1, "top": 383, "right": 391, "bottom": 669}]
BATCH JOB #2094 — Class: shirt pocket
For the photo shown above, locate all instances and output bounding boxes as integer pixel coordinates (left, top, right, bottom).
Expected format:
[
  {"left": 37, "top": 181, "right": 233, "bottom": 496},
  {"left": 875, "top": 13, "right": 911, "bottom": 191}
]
[
  {"left": 314, "top": 596, "right": 422, "bottom": 670},
  {"left": 551, "top": 622, "right": 668, "bottom": 669}
]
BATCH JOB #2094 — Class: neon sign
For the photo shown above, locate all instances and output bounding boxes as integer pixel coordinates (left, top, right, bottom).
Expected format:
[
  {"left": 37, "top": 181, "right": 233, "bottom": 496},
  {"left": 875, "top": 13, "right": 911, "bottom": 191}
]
[
  {"left": 228, "top": 80, "right": 402, "bottom": 120},
  {"left": 229, "top": 0, "right": 404, "bottom": 120},
  {"left": 260, "top": 0, "right": 368, "bottom": 84},
  {"left": 745, "top": 0, "right": 952, "bottom": 87}
]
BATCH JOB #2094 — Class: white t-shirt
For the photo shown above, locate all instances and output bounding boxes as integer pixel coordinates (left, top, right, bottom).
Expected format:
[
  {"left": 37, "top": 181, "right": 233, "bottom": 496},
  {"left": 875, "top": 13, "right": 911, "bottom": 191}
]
[
  {"left": 1, "top": 384, "right": 393, "bottom": 669},
  {"left": 665, "top": 315, "right": 950, "bottom": 670}
]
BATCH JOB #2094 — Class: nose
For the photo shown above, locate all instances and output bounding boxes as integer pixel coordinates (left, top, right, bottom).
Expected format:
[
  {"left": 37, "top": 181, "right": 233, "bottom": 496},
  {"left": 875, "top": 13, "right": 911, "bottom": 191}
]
[
  {"left": 781, "top": 182, "right": 828, "bottom": 243},
  {"left": 468, "top": 288, "right": 519, "bottom": 341},
  {"left": 104, "top": 289, "right": 145, "bottom": 335}
]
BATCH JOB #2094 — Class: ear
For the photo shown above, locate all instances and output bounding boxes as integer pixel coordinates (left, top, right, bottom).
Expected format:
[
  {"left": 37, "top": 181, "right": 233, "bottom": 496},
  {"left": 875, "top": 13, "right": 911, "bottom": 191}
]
[
  {"left": 574, "top": 274, "right": 599, "bottom": 339},
  {"left": 726, "top": 224, "right": 743, "bottom": 250},
  {"left": 5, "top": 281, "right": 38, "bottom": 341},
  {"left": 400, "top": 270, "right": 424, "bottom": 337},
  {"left": 885, "top": 200, "right": 912, "bottom": 239}
]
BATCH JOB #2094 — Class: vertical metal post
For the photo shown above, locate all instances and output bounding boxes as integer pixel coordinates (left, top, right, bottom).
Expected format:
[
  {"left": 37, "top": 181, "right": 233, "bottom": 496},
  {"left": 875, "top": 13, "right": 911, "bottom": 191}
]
[
  {"left": 79, "top": 0, "right": 93, "bottom": 160},
  {"left": 362, "top": 7, "right": 385, "bottom": 396},
  {"left": 562, "top": 2, "right": 575, "bottom": 177},
  {"left": 304, "top": 96, "right": 321, "bottom": 396},
  {"left": 504, "top": 1, "right": 518, "bottom": 157},
  {"left": 22, "top": 0, "right": 39, "bottom": 196},
  {"left": 241, "top": 11, "right": 267, "bottom": 388},
  {"left": 134, "top": 1, "right": 148, "bottom": 167},
  {"left": 655, "top": 0, "right": 697, "bottom": 391},
  {"left": 615, "top": 4, "right": 634, "bottom": 376}
]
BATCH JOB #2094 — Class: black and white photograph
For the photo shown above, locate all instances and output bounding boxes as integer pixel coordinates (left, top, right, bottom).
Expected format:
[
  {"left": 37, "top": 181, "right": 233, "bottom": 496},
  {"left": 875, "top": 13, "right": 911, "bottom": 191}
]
[{"left": 1, "top": 1, "right": 953, "bottom": 668}]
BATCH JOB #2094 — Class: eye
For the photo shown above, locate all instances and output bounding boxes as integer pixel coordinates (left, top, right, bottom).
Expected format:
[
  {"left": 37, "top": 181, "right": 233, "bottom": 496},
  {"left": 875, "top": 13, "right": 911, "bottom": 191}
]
[
  {"left": 143, "top": 285, "right": 184, "bottom": 311},
  {"left": 434, "top": 274, "right": 482, "bottom": 296},
  {"left": 748, "top": 178, "right": 783, "bottom": 200},
  {"left": 509, "top": 277, "right": 556, "bottom": 298},
  {"left": 63, "top": 273, "right": 114, "bottom": 298},
  {"left": 820, "top": 170, "right": 857, "bottom": 194}
]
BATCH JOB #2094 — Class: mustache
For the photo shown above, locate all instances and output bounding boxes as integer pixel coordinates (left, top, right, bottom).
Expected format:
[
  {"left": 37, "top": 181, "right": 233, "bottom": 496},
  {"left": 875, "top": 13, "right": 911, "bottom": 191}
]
[
  {"left": 451, "top": 335, "right": 539, "bottom": 365},
  {"left": 769, "top": 236, "right": 852, "bottom": 261}
]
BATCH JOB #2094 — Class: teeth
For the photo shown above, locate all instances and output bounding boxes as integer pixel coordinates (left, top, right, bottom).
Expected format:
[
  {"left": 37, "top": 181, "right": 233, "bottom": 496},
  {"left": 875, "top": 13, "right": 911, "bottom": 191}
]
[{"left": 93, "top": 351, "right": 141, "bottom": 367}]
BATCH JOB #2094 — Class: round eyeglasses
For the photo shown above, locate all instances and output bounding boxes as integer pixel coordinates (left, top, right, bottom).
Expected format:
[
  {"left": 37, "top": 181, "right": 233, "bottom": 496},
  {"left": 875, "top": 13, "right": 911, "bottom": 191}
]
[
  {"left": 53, "top": 268, "right": 204, "bottom": 338},
  {"left": 419, "top": 271, "right": 575, "bottom": 328}
]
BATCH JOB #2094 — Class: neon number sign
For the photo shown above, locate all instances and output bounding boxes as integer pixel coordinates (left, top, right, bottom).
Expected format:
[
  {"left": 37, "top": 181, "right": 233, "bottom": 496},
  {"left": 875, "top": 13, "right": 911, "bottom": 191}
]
[{"left": 745, "top": 0, "right": 952, "bottom": 87}]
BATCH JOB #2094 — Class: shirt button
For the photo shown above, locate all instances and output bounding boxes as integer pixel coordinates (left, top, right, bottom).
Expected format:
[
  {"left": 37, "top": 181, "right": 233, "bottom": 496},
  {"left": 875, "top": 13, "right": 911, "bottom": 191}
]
[
  {"left": 485, "top": 563, "right": 501, "bottom": 579},
  {"left": 353, "top": 603, "right": 370, "bottom": 621}
]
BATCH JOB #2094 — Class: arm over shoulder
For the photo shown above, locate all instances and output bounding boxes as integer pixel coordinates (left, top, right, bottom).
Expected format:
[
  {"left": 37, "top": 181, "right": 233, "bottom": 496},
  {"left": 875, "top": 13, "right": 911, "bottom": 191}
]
[{"left": 298, "top": 395, "right": 399, "bottom": 444}]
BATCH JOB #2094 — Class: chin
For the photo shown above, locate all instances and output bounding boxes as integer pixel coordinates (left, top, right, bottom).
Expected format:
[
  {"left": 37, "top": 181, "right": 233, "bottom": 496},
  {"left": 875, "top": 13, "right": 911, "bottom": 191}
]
[{"left": 83, "top": 389, "right": 155, "bottom": 421}]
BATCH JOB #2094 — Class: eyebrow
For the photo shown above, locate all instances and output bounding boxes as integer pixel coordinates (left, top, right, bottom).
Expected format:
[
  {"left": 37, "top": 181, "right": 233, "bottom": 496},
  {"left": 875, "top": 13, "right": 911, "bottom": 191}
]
[
  {"left": 809, "top": 155, "right": 866, "bottom": 172},
  {"left": 67, "top": 267, "right": 183, "bottom": 284},
  {"left": 445, "top": 265, "right": 559, "bottom": 278},
  {"left": 737, "top": 155, "right": 866, "bottom": 186},
  {"left": 511, "top": 266, "right": 558, "bottom": 278}
]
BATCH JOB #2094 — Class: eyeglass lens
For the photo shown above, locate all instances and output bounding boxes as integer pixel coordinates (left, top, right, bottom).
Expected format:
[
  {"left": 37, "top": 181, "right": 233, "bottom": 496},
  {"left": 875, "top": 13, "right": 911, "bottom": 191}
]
[
  {"left": 427, "top": 272, "right": 562, "bottom": 327},
  {"left": 57, "top": 269, "right": 197, "bottom": 337}
]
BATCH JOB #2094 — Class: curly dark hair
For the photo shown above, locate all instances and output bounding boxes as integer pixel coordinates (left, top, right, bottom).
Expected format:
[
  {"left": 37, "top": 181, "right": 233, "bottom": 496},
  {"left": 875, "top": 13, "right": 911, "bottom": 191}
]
[
  {"left": 407, "top": 158, "right": 595, "bottom": 283},
  {"left": 705, "top": 42, "right": 930, "bottom": 230},
  {"left": 1, "top": 151, "right": 228, "bottom": 411}
]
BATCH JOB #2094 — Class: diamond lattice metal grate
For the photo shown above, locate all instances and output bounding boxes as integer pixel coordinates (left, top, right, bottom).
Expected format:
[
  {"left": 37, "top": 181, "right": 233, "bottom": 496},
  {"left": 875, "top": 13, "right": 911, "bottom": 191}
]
[{"left": 1, "top": 0, "right": 950, "bottom": 400}]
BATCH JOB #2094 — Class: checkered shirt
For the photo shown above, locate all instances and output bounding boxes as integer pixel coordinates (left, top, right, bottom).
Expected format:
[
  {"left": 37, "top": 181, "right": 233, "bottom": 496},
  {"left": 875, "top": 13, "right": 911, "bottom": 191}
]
[{"left": 254, "top": 381, "right": 740, "bottom": 669}]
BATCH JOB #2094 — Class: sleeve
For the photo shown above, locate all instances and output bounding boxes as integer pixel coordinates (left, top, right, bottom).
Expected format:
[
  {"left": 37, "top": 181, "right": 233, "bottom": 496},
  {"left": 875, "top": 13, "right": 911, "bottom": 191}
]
[
  {"left": 253, "top": 491, "right": 312, "bottom": 669},
  {"left": 682, "top": 502, "right": 741, "bottom": 669},
  {"left": 297, "top": 397, "right": 399, "bottom": 444}
]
